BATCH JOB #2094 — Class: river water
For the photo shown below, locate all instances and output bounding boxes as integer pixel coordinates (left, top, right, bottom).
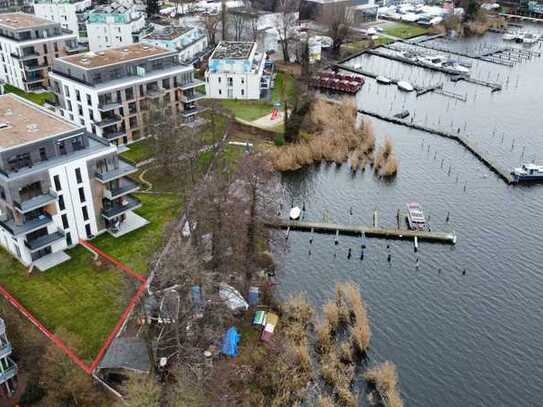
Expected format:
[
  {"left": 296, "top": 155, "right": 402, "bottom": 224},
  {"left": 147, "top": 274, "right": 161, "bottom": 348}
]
[{"left": 274, "top": 25, "right": 543, "bottom": 406}]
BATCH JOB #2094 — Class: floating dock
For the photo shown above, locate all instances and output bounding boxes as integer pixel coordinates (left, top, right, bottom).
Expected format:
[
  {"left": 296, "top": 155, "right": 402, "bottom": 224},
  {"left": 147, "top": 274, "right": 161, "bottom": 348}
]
[
  {"left": 268, "top": 220, "right": 457, "bottom": 244},
  {"left": 357, "top": 108, "right": 515, "bottom": 184}
]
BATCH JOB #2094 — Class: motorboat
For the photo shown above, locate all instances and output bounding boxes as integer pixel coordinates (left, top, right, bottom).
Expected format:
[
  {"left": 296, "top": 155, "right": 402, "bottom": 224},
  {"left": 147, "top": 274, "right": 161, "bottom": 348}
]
[
  {"left": 376, "top": 75, "right": 393, "bottom": 85},
  {"left": 511, "top": 163, "right": 543, "bottom": 182},
  {"left": 219, "top": 283, "right": 249, "bottom": 312},
  {"left": 502, "top": 32, "right": 516, "bottom": 41},
  {"left": 289, "top": 206, "right": 301, "bottom": 220},
  {"left": 397, "top": 81, "right": 414, "bottom": 92},
  {"left": 442, "top": 60, "right": 470, "bottom": 74},
  {"left": 522, "top": 33, "right": 539, "bottom": 44},
  {"left": 406, "top": 202, "right": 428, "bottom": 231}
]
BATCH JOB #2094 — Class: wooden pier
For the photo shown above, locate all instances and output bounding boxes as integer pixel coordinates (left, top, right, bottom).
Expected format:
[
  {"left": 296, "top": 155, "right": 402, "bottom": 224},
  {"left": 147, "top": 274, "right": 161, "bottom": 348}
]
[
  {"left": 366, "top": 48, "right": 463, "bottom": 75},
  {"left": 450, "top": 75, "right": 502, "bottom": 92},
  {"left": 268, "top": 220, "right": 457, "bottom": 244},
  {"left": 357, "top": 109, "right": 516, "bottom": 184}
]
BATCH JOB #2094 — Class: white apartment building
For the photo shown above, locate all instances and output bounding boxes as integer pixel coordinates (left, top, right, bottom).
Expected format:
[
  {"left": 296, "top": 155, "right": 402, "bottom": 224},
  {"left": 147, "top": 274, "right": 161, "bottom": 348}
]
[
  {"left": 141, "top": 25, "right": 208, "bottom": 64},
  {"left": 86, "top": 0, "right": 148, "bottom": 52},
  {"left": 49, "top": 43, "right": 207, "bottom": 146},
  {"left": 205, "top": 41, "right": 268, "bottom": 100},
  {"left": 0, "top": 12, "right": 78, "bottom": 92},
  {"left": 33, "top": 0, "right": 92, "bottom": 44},
  {"left": 0, "top": 94, "right": 145, "bottom": 270}
]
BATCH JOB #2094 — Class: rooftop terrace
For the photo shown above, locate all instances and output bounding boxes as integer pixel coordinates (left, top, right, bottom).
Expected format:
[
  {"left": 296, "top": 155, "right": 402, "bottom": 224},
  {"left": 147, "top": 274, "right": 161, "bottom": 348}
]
[
  {"left": 0, "top": 94, "right": 78, "bottom": 150},
  {"left": 144, "top": 26, "right": 192, "bottom": 41},
  {"left": 211, "top": 41, "right": 255, "bottom": 60},
  {"left": 58, "top": 43, "right": 172, "bottom": 69},
  {"left": 0, "top": 12, "right": 53, "bottom": 30}
]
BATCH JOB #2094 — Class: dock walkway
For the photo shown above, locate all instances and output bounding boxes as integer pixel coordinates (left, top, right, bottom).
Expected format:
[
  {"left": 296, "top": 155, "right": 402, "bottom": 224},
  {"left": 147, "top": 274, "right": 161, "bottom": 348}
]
[
  {"left": 357, "top": 109, "right": 515, "bottom": 184},
  {"left": 268, "top": 220, "right": 457, "bottom": 244}
]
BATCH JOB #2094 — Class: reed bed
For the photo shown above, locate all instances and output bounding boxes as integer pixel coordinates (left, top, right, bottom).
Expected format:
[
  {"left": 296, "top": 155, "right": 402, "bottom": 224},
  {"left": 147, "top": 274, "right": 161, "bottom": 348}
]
[
  {"left": 364, "top": 361, "right": 404, "bottom": 407},
  {"left": 270, "top": 98, "right": 376, "bottom": 172},
  {"left": 374, "top": 136, "right": 398, "bottom": 178}
]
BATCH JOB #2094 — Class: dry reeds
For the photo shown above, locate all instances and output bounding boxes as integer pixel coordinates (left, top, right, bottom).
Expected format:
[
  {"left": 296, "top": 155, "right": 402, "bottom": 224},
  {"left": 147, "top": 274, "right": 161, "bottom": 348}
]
[
  {"left": 315, "top": 318, "right": 333, "bottom": 354},
  {"left": 374, "top": 137, "right": 398, "bottom": 178},
  {"left": 317, "top": 395, "right": 336, "bottom": 407},
  {"left": 323, "top": 301, "right": 340, "bottom": 331},
  {"left": 335, "top": 282, "right": 371, "bottom": 353},
  {"left": 283, "top": 293, "right": 314, "bottom": 325},
  {"left": 271, "top": 99, "right": 377, "bottom": 172},
  {"left": 364, "top": 361, "right": 404, "bottom": 407}
]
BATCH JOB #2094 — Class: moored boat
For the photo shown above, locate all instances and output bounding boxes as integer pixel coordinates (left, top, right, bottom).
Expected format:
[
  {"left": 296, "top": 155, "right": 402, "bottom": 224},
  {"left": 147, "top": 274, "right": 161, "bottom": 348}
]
[
  {"left": 406, "top": 202, "right": 428, "bottom": 231},
  {"left": 376, "top": 75, "right": 393, "bottom": 85},
  {"left": 290, "top": 206, "right": 301, "bottom": 220},
  {"left": 397, "top": 81, "right": 414, "bottom": 92},
  {"left": 511, "top": 163, "right": 543, "bottom": 182}
]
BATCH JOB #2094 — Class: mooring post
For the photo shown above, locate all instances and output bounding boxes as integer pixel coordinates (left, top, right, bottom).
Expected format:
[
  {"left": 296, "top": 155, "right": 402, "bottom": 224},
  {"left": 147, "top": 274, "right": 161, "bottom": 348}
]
[
  {"left": 309, "top": 227, "right": 314, "bottom": 244},
  {"left": 335, "top": 230, "right": 339, "bottom": 245},
  {"left": 286, "top": 226, "right": 290, "bottom": 240}
]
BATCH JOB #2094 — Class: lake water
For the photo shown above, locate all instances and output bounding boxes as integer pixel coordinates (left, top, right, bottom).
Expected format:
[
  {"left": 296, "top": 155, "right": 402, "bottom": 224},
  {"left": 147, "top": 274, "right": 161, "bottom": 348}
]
[{"left": 274, "top": 25, "right": 543, "bottom": 406}]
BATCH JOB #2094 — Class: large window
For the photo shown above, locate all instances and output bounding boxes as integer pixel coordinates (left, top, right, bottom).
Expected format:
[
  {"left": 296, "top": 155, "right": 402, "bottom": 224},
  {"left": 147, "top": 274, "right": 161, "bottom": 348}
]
[
  {"left": 58, "top": 195, "right": 65, "bottom": 211},
  {"left": 53, "top": 175, "right": 62, "bottom": 191},
  {"left": 75, "top": 168, "right": 82, "bottom": 184},
  {"left": 61, "top": 214, "right": 69, "bottom": 229},
  {"left": 78, "top": 187, "right": 86, "bottom": 203},
  {"left": 82, "top": 206, "right": 89, "bottom": 221}
]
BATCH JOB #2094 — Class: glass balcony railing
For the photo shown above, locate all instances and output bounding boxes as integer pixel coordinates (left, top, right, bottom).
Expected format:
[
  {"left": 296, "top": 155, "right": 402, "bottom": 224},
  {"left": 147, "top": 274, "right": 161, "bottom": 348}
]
[
  {"left": 102, "top": 195, "right": 141, "bottom": 220},
  {"left": 0, "top": 213, "right": 53, "bottom": 237},
  {"left": 0, "top": 361, "right": 17, "bottom": 383},
  {"left": 104, "top": 177, "right": 140, "bottom": 200},
  {"left": 25, "top": 230, "right": 65, "bottom": 252},
  {"left": 95, "top": 159, "right": 137, "bottom": 183},
  {"left": 13, "top": 190, "right": 57, "bottom": 214}
]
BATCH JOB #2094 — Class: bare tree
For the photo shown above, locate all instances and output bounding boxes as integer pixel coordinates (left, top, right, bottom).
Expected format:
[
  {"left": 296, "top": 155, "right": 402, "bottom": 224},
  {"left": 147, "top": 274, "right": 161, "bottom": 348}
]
[
  {"left": 202, "top": 12, "right": 221, "bottom": 46},
  {"left": 275, "top": 0, "right": 300, "bottom": 63},
  {"left": 320, "top": 3, "right": 352, "bottom": 58},
  {"left": 221, "top": 0, "right": 228, "bottom": 41}
]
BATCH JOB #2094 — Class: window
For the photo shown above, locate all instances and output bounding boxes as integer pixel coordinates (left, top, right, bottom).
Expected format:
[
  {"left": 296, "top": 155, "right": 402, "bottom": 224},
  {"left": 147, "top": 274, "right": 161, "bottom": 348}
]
[
  {"left": 82, "top": 206, "right": 89, "bottom": 221},
  {"left": 58, "top": 195, "right": 65, "bottom": 211},
  {"left": 228, "top": 77, "right": 233, "bottom": 86},
  {"left": 61, "top": 214, "right": 69, "bottom": 229},
  {"left": 75, "top": 168, "right": 82, "bottom": 184},
  {"left": 219, "top": 89, "right": 222, "bottom": 95},
  {"left": 53, "top": 175, "right": 61, "bottom": 191},
  {"left": 78, "top": 187, "right": 85, "bottom": 203},
  {"left": 85, "top": 224, "right": 92, "bottom": 239},
  {"left": 66, "top": 232, "right": 72, "bottom": 246},
  {"left": 64, "top": 85, "right": 70, "bottom": 97},
  {"left": 241, "top": 89, "right": 244, "bottom": 96},
  {"left": 76, "top": 90, "right": 81, "bottom": 102},
  {"left": 58, "top": 141, "right": 66, "bottom": 155},
  {"left": 39, "top": 147, "right": 47, "bottom": 161}
]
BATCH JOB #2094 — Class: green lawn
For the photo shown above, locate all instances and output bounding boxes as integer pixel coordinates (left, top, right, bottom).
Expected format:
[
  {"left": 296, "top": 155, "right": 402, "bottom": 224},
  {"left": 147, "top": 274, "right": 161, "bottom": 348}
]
[
  {"left": 4, "top": 84, "right": 55, "bottom": 106},
  {"left": 92, "top": 193, "right": 183, "bottom": 274},
  {"left": 383, "top": 23, "right": 430, "bottom": 39},
  {"left": 121, "top": 140, "right": 154, "bottom": 163},
  {"left": 0, "top": 246, "right": 133, "bottom": 360}
]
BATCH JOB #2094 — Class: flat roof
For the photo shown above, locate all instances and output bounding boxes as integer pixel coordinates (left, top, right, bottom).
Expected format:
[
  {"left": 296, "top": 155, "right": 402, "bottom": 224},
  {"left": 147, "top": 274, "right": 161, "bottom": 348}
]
[
  {"left": 144, "top": 26, "right": 192, "bottom": 41},
  {"left": 58, "top": 43, "right": 172, "bottom": 69},
  {"left": 0, "top": 94, "right": 78, "bottom": 150},
  {"left": 211, "top": 41, "right": 255, "bottom": 60},
  {"left": 0, "top": 12, "right": 54, "bottom": 30}
]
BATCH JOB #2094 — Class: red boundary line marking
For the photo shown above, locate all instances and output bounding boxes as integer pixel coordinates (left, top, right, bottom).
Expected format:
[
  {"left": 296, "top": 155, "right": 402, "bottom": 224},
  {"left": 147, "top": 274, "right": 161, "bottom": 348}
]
[
  {"left": 0, "top": 283, "right": 93, "bottom": 374},
  {"left": 89, "top": 279, "right": 147, "bottom": 372},
  {"left": 80, "top": 240, "right": 146, "bottom": 283}
]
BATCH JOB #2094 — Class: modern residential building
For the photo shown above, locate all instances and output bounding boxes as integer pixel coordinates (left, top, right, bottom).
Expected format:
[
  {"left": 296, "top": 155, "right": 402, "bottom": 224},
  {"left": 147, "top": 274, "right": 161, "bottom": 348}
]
[
  {"left": 85, "top": 0, "right": 149, "bottom": 52},
  {"left": 0, "top": 12, "right": 78, "bottom": 92},
  {"left": 141, "top": 25, "right": 208, "bottom": 64},
  {"left": 205, "top": 41, "right": 270, "bottom": 100},
  {"left": 0, "top": 94, "right": 145, "bottom": 270},
  {"left": 0, "top": 317, "right": 17, "bottom": 397},
  {"left": 49, "top": 43, "right": 207, "bottom": 146},
  {"left": 0, "top": 0, "right": 29, "bottom": 13},
  {"left": 33, "top": 0, "right": 93, "bottom": 44}
]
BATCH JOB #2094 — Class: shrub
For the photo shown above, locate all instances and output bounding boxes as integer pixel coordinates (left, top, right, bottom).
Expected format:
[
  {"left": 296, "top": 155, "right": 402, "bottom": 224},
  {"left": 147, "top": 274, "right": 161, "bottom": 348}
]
[{"left": 274, "top": 134, "right": 285, "bottom": 146}]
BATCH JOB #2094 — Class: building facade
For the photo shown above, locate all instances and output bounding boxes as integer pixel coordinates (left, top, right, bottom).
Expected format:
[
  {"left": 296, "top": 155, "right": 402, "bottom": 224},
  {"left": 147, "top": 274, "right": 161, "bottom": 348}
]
[
  {"left": 33, "top": 0, "right": 92, "bottom": 44},
  {"left": 141, "top": 25, "right": 208, "bottom": 64},
  {"left": 86, "top": 1, "right": 148, "bottom": 52},
  {"left": 0, "top": 94, "right": 144, "bottom": 270},
  {"left": 0, "top": 317, "right": 16, "bottom": 397},
  {"left": 205, "top": 41, "right": 267, "bottom": 100},
  {"left": 0, "top": 12, "right": 78, "bottom": 92},
  {"left": 49, "top": 43, "right": 206, "bottom": 146}
]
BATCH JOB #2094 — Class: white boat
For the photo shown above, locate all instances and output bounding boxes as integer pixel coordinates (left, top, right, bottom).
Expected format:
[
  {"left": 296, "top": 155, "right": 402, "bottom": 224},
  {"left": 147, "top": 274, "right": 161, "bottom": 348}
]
[
  {"left": 219, "top": 283, "right": 249, "bottom": 312},
  {"left": 442, "top": 60, "right": 470, "bottom": 74},
  {"left": 397, "top": 81, "right": 414, "bottom": 92},
  {"left": 502, "top": 32, "right": 516, "bottom": 41},
  {"left": 406, "top": 202, "right": 428, "bottom": 231},
  {"left": 289, "top": 206, "right": 301, "bottom": 220},
  {"left": 511, "top": 163, "right": 543, "bottom": 182},
  {"left": 376, "top": 75, "right": 393, "bottom": 85},
  {"left": 523, "top": 33, "right": 539, "bottom": 44}
]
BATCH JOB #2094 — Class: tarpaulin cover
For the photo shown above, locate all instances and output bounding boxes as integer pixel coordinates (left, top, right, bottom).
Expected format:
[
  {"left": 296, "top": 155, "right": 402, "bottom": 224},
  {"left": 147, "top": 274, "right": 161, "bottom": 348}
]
[{"left": 221, "top": 327, "right": 240, "bottom": 357}]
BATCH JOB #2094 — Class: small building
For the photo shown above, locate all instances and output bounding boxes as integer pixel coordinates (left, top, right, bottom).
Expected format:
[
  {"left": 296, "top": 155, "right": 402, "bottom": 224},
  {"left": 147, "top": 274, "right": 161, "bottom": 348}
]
[
  {"left": 0, "top": 12, "right": 78, "bottom": 92},
  {"left": 0, "top": 317, "right": 17, "bottom": 397},
  {"left": 141, "top": 25, "right": 208, "bottom": 65},
  {"left": 0, "top": 94, "right": 145, "bottom": 270},
  {"left": 85, "top": 0, "right": 150, "bottom": 52},
  {"left": 49, "top": 43, "right": 206, "bottom": 146},
  {"left": 33, "top": 0, "right": 92, "bottom": 44},
  {"left": 205, "top": 41, "right": 268, "bottom": 100}
]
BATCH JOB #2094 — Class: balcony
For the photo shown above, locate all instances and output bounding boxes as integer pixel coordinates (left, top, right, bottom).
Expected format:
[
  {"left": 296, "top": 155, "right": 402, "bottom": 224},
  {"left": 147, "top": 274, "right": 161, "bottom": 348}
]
[
  {"left": 0, "top": 213, "right": 53, "bottom": 237},
  {"left": 102, "top": 195, "right": 141, "bottom": 220},
  {"left": 95, "top": 159, "right": 137, "bottom": 183},
  {"left": 145, "top": 88, "right": 165, "bottom": 99},
  {"left": 65, "top": 43, "right": 85, "bottom": 54},
  {"left": 0, "top": 342, "right": 12, "bottom": 360},
  {"left": 104, "top": 177, "right": 140, "bottom": 200},
  {"left": 25, "top": 230, "right": 65, "bottom": 252},
  {"left": 0, "top": 360, "right": 17, "bottom": 383},
  {"left": 98, "top": 100, "right": 123, "bottom": 112},
  {"left": 11, "top": 51, "right": 39, "bottom": 60},
  {"left": 182, "top": 106, "right": 207, "bottom": 117},
  {"left": 94, "top": 114, "right": 122, "bottom": 128},
  {"left": 24, "top": 75, "right": 45, "bottom": 84},
  {"left": 177, "top": 78, "right": 205, "bottom": 90},
  {"left": 102, "top": 129, "right": 125, "bottom": 141},
  {"left": 24, "top": 62, "right": 48, "bottom": 72},
  {"left": 14, "top": 190, "right": 57, "bottom": 214},
  {"left": 181, "top": 90, "right": 206, "bottom": 103}
]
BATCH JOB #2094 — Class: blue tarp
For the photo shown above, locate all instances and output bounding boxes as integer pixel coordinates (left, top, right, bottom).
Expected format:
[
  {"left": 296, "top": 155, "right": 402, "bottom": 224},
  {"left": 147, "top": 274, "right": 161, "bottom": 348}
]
[{"left": 221, "top": 327, "right": 240, "bottom": 357}]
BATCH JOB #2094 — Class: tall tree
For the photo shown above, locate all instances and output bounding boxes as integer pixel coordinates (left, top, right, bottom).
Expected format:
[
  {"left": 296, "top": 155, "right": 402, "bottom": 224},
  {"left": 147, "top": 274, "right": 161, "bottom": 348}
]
[
  {"left": 320, "top": 4, "right": 352, "bottom": 58},
  {"left": 275, "top": 0, "right": 300, "bottom": 63},
  {"left": 202, "top": 12, "right": 221, "bottom": 46},
  {"left": 146, "top": 0, "right": 159, "bottom": 16},
  {"left": 221, "top": 0, "right": 228, "bottom": 41}
]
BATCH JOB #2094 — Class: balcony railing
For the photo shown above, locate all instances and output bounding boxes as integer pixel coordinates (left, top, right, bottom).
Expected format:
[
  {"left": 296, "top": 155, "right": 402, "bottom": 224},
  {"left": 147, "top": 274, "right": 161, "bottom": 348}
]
[
  {"left": 11, "top": 51, "right": 39, "bottom": 60},
  {"left": 95, "top": 159, "right": 137, "bottom": 183},
  {"left": 182, "top": 106, "right": 207, "bottom": 117},
  {"left": 102, "top": 130, "right": 125, "bottom": 141},
  {"left": 145, "top": 88, "right": 165, "bottom": 98},
  {"left": 0, "top": 342, "right": 12, "bottom": 360},
  {"left": 98, "top": 100, "right": 122, "bottom": 112},
  {"left": 24, "top": 62, "right": 48, "bottom": 72},
  {"left": 94, "top": 115, "right": 122, "bottom": 128},
  {"left": 177, "top": 78, "right": 205, "bottom": 90},
  {"left": 25, "top": 75, "right": 45, "bottom": 84},
  {"left": 13, "top": 190, "right": 57, "bottom": 214},
  {"left": 181, "top": 90, "right": 206, "bottom": 103},
  {"left": 104, "top": 177, "right": 140, "bottom": 200},
  {"left": 25, "top": 230, "right": 65, "bottom": 252},
  {"left": 0, "top": 361, "right": 17, "bottom": 383},
  {"left": 0, "top": 213, "right": 53, "bottom": 237},
  {"left": 102, "top": 195, "right": 141, "bottom": 220}
]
